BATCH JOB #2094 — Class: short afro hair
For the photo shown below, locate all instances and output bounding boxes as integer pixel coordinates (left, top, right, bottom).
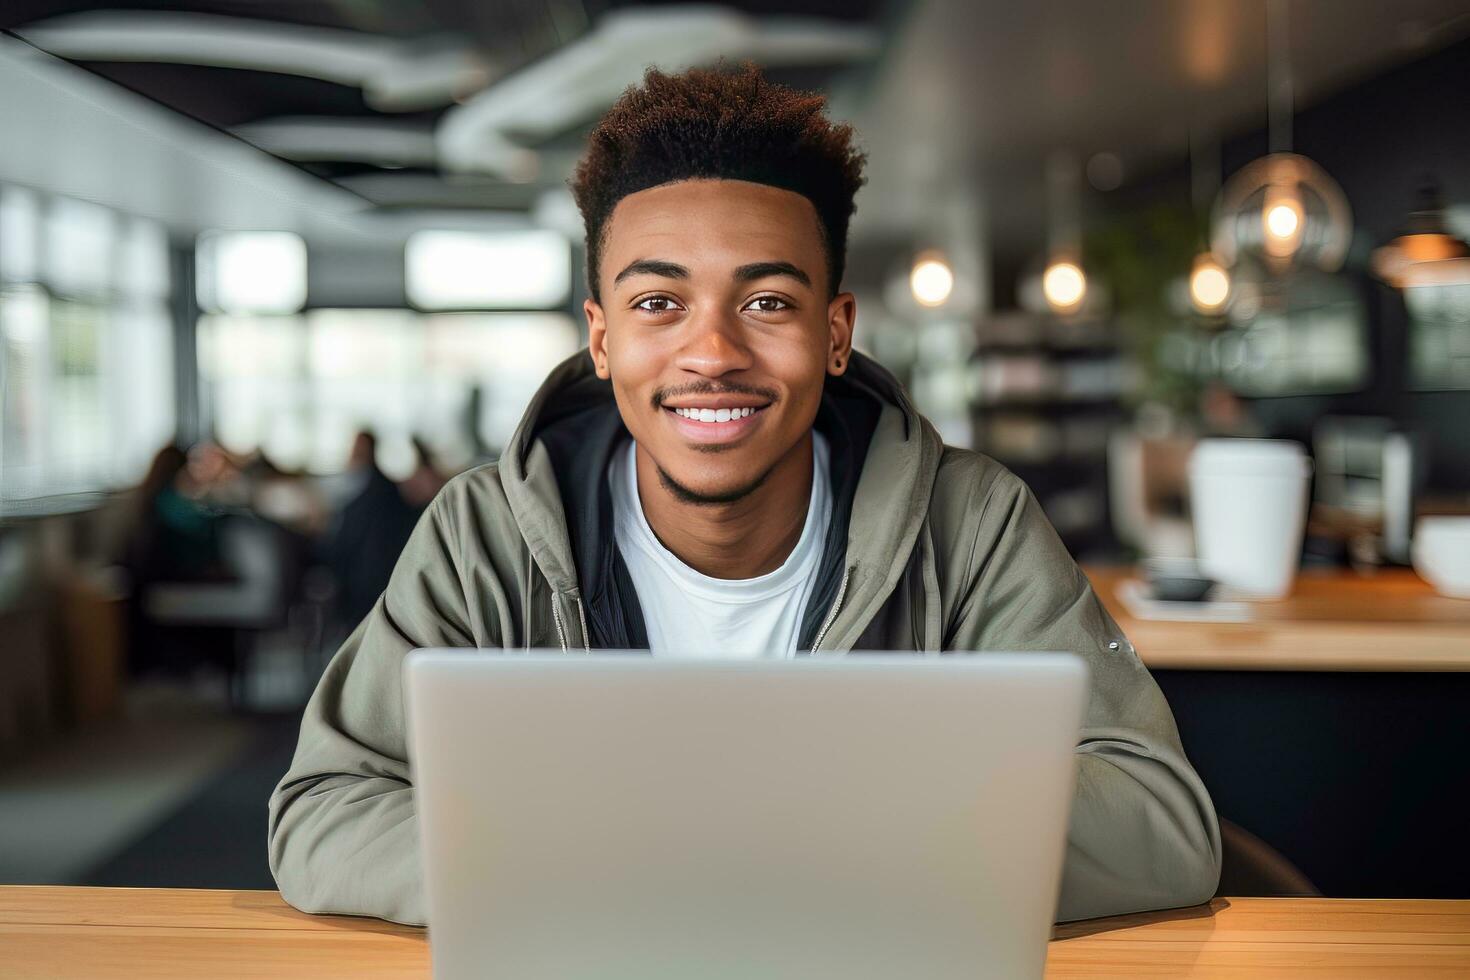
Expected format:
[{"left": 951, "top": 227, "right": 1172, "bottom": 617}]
[{"left": 570, "top": 62, "right": 866, "bottom": 301}]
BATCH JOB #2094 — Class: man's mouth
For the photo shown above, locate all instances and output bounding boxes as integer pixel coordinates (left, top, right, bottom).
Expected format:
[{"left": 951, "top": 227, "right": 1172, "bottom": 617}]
[
  {"left": 660, "top": 402, "right": 770, "bottom": 444},
  {"left": 666, "top": 405, "right": 764, "bottom": 423}
]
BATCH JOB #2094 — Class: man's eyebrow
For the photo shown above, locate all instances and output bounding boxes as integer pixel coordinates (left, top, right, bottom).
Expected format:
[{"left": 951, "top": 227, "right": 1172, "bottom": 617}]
[
  {"left": 613, "top": 259, "right": 689, "bottom": 285},
  {"left": 733, "top": 261, "right": 811, "bottom": 288}
]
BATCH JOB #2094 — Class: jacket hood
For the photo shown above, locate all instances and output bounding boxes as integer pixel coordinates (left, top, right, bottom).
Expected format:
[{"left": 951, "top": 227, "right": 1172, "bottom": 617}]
[{"left": 497, "top": 348, "right": 945, "bottom": 652}]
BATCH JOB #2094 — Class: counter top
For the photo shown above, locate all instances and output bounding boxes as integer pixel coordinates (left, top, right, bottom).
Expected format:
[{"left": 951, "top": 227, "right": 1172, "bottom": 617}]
[
  {"left": 4, "top": 887, "right": 1468, "bottom": 978},
  {"left": 1086, "top": 566, "right": 1470, "bottom": 672}
]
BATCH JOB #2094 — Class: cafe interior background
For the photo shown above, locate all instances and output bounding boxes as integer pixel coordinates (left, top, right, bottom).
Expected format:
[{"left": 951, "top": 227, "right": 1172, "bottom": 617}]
[{"left": 2, "top": 0, "right": 1469, "bottom": 904}]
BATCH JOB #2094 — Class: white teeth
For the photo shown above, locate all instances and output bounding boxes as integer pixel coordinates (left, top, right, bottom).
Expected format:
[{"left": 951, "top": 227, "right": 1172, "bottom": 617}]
[{"left": 672, "top": 406, "right": 758, "bottom": 421}]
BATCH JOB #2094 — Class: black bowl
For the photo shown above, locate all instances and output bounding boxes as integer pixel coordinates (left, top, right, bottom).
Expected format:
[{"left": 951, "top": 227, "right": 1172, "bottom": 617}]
[{"left": 1142, "top": 559, "right": 1216, "bottom": 602}]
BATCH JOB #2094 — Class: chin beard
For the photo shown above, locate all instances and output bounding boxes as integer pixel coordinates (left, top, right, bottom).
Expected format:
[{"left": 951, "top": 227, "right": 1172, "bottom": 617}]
[{"left": 656, "top": 462, "right": 776, "bottom": 507}]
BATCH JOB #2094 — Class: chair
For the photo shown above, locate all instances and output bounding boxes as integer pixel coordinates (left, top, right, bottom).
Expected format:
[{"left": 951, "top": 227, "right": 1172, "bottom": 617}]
[
  {"left": 1216, "top": 818, "right": 1321, "bottom": 897},
  {"left": 138, "top": 513, "right": 293, "bottom": 705}
]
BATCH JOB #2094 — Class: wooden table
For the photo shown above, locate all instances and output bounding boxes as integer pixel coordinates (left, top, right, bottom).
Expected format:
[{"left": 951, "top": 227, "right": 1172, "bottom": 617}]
[
  {"left": 1085, "top": 567, "right": 1470, "bottom": 672},
  {"left": 4, "top": 887, "right": 1469, "bottom": 978}
]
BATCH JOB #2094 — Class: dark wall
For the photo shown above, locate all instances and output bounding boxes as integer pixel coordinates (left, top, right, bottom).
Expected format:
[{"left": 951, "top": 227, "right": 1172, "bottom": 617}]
[{"left": 1104, "top": 37, "right": 1470, "bottom": 490}]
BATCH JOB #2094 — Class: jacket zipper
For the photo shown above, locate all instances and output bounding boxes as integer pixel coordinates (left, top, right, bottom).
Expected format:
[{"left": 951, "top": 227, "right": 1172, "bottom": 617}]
[{"left": 809, "top": 567, "right": 851, "bottom": 654}]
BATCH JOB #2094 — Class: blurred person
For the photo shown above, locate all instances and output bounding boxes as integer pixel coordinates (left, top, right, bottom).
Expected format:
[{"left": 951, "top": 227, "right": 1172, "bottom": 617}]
[
  {"left": 272, "top": 64, "right": 1219, "bottom": 927},
  {"left": 120, "top": 443, "right": 233, "bottom": 679},
  {"left": 399, "top": 436, "right": 448, "bottom": 510},
  {"left": 323, "top": 431, "right": 420, "bottom": 635},
  {"left": 123, "top": 444, "right": 230, "bottom": 585},
  {"left": 186, "top": 440, "right": 248, "bottom": 508}
]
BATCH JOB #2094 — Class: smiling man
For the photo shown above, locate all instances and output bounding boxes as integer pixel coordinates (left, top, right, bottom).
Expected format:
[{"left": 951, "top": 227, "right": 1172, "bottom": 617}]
[{"left": 269, "top": 64, "right": 1219, "bottom": 926}]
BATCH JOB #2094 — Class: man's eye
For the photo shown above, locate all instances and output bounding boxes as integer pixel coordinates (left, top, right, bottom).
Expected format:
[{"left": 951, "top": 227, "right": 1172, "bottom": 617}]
[
  {"left": 746, "top": 296, "right": 790, "bottom": 313},
  {"left": 635, "top": 296, "right": 680, "bottom": 313}
]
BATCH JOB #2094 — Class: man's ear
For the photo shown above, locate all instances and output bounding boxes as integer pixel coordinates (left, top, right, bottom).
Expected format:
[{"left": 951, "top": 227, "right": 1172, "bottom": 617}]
[
  {"left": 585, "top": 298, "right": 611, "bottom": 379},
  {"left": 826, "top": 292, "right": 857, "bottom": 376}
]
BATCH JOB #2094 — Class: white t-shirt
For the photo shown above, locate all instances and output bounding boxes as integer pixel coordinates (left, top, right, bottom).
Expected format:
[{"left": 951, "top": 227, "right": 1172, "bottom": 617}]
[{"left": 609, "top": 433, "right": 832, "bottom": 658}]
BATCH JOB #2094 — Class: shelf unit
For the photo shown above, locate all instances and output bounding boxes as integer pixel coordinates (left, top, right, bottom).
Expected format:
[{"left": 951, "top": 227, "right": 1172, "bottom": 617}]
[{"left": 967, "top": 311, "right": 1131, "bottom": 558}]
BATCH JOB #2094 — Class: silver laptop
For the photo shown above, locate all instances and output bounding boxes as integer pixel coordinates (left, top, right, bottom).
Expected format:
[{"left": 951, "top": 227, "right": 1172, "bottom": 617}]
[{"left": 406, "top": 652, "right": 1088, "bottom": 980}]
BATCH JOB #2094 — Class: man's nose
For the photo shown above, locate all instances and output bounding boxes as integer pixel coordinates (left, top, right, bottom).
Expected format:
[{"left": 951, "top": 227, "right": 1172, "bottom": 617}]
[{"left": 674, "top": 308, "right": 754, "bottom": 377}]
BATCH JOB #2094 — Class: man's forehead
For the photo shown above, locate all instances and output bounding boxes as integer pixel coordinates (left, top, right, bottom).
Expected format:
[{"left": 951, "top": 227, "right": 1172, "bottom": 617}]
[{"left": 602, "top": 179, "right": 824, "bottom": 266}]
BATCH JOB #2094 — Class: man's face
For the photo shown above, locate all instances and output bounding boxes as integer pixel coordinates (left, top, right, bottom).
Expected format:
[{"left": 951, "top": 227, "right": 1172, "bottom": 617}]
[{"left": 585, "top": 179, "right": 855, "bottom": 504}]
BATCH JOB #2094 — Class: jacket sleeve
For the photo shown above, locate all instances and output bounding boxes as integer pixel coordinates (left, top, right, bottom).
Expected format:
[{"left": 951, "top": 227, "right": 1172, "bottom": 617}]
[
  {"left": 946, "top": 469, "right": 1221, "bottom": 922},
  {"left": 268, "top": 484, "right": 481, "bottom": 926}
]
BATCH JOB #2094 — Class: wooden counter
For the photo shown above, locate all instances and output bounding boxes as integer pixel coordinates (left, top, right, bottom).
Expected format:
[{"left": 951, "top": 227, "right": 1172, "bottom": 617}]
[
  {"left": 3, "top": 887, "right": 1468, "bottom": 978},
  {"left": 1086, "top": 567, "right": 1470, "bottom": 672}
]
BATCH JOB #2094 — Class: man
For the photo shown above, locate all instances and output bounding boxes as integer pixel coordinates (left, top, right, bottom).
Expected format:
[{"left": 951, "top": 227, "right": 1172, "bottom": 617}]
[
  {"left": 269, "top": 64, "right": 1220, "bottom": 927},
  {"left": 324, "top": 431, "right": 421, "bottom": 635}
]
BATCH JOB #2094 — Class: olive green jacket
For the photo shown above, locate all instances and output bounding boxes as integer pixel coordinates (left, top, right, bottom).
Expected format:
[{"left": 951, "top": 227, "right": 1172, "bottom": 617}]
[{"left": 268, "top": 350, "right": 1220, "bottom": 926}]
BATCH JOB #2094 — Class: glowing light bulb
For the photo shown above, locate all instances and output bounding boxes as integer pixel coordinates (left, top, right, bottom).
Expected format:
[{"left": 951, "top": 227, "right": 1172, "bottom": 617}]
[
  {"left": 910, "top": 256, "right": 954, "bottom": 307},
  {"left": 1265, "top": 203, "right": 1299, "bottom": 239},
  {"left": 1042, "top": 261, "right": 1086, "bottom": 312},
  {"left": 1262, "top": 185, "right": 1304, "bottom": 258},
  {"left": 1189, "top": 255, "right": 1231, "bottom": 314}
]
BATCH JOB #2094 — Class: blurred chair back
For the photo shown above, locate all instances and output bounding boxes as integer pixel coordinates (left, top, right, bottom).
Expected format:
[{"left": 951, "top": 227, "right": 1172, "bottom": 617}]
[
  {"left": 1217, "top": 818, "right": 1321, "bottom": 898},
  {"left": 142, "top": 514, "right": 287, "bottom": 628}
]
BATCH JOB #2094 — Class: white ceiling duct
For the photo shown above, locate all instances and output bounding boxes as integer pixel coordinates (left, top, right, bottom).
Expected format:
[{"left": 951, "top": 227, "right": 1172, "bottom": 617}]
[
  {"left": 436, "top": 6, "right": 880, "bottom": 178},
  {"left": 0, "top": 34, "right": 366, "bottom": 239},
  {"left": 14, "top": 11, "right": 491, "bottom": 111},
  {"left": 233, "top": 118, "right": 440, "bottom": 168}
]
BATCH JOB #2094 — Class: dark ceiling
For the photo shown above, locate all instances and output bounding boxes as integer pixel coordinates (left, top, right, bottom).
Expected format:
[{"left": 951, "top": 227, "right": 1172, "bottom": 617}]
[{"left": 3, "top": 1, "right": 890, "bottom": 213}]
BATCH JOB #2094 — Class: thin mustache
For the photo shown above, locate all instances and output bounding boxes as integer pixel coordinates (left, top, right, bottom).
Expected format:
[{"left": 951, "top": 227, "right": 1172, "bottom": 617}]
[{"left": 652, "top": 381, "right": 780, "bottom": 409}]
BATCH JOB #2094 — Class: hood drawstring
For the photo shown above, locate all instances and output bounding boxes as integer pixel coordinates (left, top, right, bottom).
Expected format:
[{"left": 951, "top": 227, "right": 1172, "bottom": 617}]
[
  {"left": 810, "top": 566, "right": 852, "bottom": 654},
  {"left": 549, "top": 595, "right": 592, "bottom": 653},
  {"left": 575, "top": 597, "right": 591, "bottom": 653},
  {"left": 550, "top": 598, "right": 569, "bottom": 652}
]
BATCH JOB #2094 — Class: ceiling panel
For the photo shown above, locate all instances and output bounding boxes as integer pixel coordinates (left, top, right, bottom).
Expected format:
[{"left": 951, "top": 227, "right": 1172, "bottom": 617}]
[{"left": 5, "top": 0, "right": 888, "bottom": 213}]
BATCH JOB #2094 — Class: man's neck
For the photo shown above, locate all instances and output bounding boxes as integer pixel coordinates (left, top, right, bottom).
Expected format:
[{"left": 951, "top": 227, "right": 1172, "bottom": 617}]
[{"left": 634, "top": 432, "right": 814, "bottom": 580}]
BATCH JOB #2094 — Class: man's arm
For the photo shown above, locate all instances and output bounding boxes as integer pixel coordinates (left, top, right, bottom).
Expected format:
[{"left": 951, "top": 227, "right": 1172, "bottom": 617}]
[
  {"left": 268, "top": 484, "right": 481, "bottom": 926},
  {"left": 945, "top": 468, "right": 1221, "bottom": 921}
]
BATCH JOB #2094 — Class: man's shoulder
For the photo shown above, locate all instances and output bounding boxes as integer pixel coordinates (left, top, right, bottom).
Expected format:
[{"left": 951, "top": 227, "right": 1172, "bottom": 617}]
[
  {"left": 922, "top": 445, "right": 1041, "bottom": 565},
  {"left": 427, "top": 458, "right": 499, "bottom": 505},
  {"left": 930, "top": 445, "right": 1029, "bottom": 514},
  {"left": 424, "top": 460, "right": 520, "bottom": 542}
]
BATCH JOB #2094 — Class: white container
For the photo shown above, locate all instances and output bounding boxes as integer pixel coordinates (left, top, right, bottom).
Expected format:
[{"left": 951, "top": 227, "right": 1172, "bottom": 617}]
[
  {"left": 1189, "top": 439, "right": 1313, "bottom": 599},
  {"left": 1412, "top": 517, "right": 1470, "bottom": 598}
]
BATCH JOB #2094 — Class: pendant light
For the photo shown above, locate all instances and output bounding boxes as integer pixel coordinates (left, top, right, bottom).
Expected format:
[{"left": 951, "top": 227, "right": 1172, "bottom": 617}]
[
  {"left": 1189, "top": 255, "right": 1232, "bottom": 314},
  {"left": 1187, "top": 129, "right": 1231, "bottom": 316},
  {"left": 1211, "top": 0, "right": 1351, "bottom": 274},
  {"left": 1041, "top": 152, "right": 1088, "bottom": 315},
  {"left": 909, "top": 251, "right": 955, "bottom": 307},
  {"left": 1370, "top": 180, "right": 1470, "bottom": 288}
]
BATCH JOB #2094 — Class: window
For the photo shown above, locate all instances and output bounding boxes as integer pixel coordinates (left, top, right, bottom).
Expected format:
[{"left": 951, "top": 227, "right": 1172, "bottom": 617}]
[
  {"left": 1407, "top": 284, "right": 1470, "bottom": 390},
  {"left": 0, "top": 186, "right": 175, "bottom": 506},
  {"left": 405, "top": 229, "right": 570, "bottom": 311},
  {"left": 197, "top": 231, "right": 308, "bottom": 315},
  {"left": 197, "top": 309, "right": 579, "bottom": 477},
  {"left": 1214, "top": 301, "right": 1368, "bottom": 396}
]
